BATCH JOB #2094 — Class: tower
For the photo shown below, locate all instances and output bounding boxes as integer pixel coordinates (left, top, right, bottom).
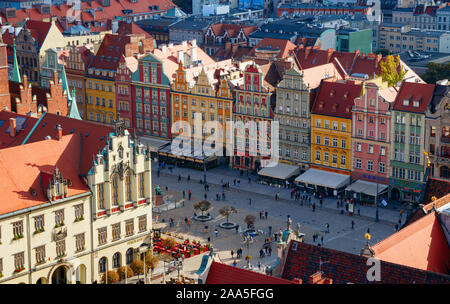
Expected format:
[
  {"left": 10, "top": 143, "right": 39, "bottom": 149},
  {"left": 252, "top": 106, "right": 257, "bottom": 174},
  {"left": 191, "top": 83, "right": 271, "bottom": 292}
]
[{"left": 0, "top": 36, "right": 11, "bottom": 110}]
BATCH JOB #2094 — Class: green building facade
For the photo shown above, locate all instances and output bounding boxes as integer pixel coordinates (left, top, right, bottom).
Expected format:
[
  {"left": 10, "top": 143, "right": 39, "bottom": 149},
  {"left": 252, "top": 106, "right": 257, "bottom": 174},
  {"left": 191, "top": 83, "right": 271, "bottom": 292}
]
[{"left": 336, "top": 29, "right": 372, "bottom": 55}]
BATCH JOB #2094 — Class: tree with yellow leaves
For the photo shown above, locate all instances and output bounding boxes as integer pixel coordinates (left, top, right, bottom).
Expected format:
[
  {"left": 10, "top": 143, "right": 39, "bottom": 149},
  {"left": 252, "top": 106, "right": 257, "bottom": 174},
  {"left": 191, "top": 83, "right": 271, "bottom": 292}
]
[{"left": 379, "top": 55, "right": 407, "bottom": 87}]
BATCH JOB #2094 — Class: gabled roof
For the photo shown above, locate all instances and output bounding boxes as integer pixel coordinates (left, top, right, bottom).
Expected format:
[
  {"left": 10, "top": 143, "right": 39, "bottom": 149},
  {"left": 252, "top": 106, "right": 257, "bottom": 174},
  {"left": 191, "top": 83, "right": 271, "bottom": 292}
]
[
  {"left": 373, "top": 211, "right": 450, "bottom": 274},
  {"left": 205, "top": 261, "right": 293, "bottom": 284},
  {"left": 0, "top": 111, "right": 113, "bottom": 176},
  {"left": 210, "top": 23, "right": 257, "bottom": 38},
  {"left": 0, "top": 111, "right": 38, "bottom": 149},
  {"left": 282, "top": 241, "right": 450, "bottom": 283},
  {"left": 392, "top": 81, "right": 435, "bottom": 114},
  {"left": 117, "top": 21, "right": 153, "bottom": 39},
  {"left": 24, "top": 20, "right": 63, "bottom": 49},
  {"left": 0, "top": 133, "right": 90, "bottom": 215},
  {"left": 411, "top": 191, "right": 450, "bottom": 225},
  {"left": 251, "top": 38, "right": 297, "bottom": 59},
  {"left": 312, "top": 80, "right": 362, "bottom": 119}
]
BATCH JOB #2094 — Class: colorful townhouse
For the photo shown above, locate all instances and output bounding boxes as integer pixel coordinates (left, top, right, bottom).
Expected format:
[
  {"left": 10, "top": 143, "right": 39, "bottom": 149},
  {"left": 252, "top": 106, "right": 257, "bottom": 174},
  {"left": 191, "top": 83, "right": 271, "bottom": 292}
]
[
  {"left": 232, "top": 62, "right": 273, "bottom": 172},
  {"left": 116, "top": 55, "right": 137, "bottom": 130},
  {"left": 131, "top": 52, "right": 172, "bottom": 139},
  {"left": 350, "top": 82, "right": 398, "bottom": 204},
  {"left": 389, "top": 81, "right": 436, "bottom": 204},
  {"left": 85, "top": 33, "right": 154, "bottom": 124}
]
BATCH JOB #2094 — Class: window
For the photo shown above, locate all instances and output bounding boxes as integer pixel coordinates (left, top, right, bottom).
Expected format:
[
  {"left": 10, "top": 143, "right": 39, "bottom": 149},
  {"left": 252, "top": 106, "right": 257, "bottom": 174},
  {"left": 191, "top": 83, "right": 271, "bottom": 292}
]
[
  {"left": 35, "top": 245, "right": 46, "bottom": 264},
  {"left": 98, "top": 183, "right": 105, "bottom": 209},
  {"left": 380, "top": 117, "right": 385, "bottom": 125},
  {"left": 368, "top": 130, "right": 374, "bottom": 138},
  {"left": 34, "top": 215, "right": 44, "bottom": 233},
  {"left": 112, "top": 175, "right": 119, "bottom": 205},
  {"left": 356, "top": 143, "right": 362, "bottom": 152},
  {"left": 341, "top": 155, "right": 346, "bottom": 165},
  {"left": 332, "top": 122, "right": 338, "bottom": 130},
  {"left": 98, "top": 227, "right": 107, "bottom": 246},
  {"left": 316, "top": 119, "right": 321, "bottom": 128},
  {"left": 75, "top": 204, "right": 84, "bottom": 221},
  {"left": 341, "top": 140, "right": 346, "bottom": 149},
  {"left": 316, "top": 135, "right": 321, "bottom": 145},
  {"left": 357, "top": 129, "right": 363, "bottom": 136},
  {"left": 324, "top": 120, "right": 329, "bottom": 129},
  {"left": 56, "top": 240, "right": 66, "bottom": 257},
  {"left": 368, "top": 145, "right": 374, "bottom": 154},
  {"left": 380, "top": 147, "right": 386, "bottom": 156},
  {"left": 14, "top": 252, "right": 25, "bottom": 270},
  {"left": 332, "top": 154, "right": 337, "bottom": 164},
  {"left": 99, "top": 257, "right": 107, "bottom": 273},
  {"left": 125, "top": 174, "right": 132, "bottom": 202},
  {"left": 55, "top": 210, "right": 64, "bottom": 227},
  {"left": 113, "top": 253, "right": 121, "bottom": 268},
  {"left": 75, "top": 233, "right": 85, "bottom": 252},
  {"left": 355, "top": 159, "right": 362, "bottom": 169},
  {"left": 315, "top": 151, "right": 321, "bottom": 161},
  {"left": 13, "top": 221, "right": 24, "bottom": 239},
  {"left": 139, "top": 173, "right": 145, "bottom": 198},
  {"left": 415, "top": 171, "right": 421, "bottom": 181},
  {"left": 139, "top": 216, "right": 147, "bottom": 233},
  {"left": 369, "top": 116, "right": 374, "bottom": 123},
  {"left": 379, "top": 162, "right": 385, "bottom": 173},
  {"left": 126, "top": 219, "right": 134, "bottom": 237},
  {"left": 367, "top": 160, "right": 373, "bottom": 171},
  {"left": 341, "top": 123, "right": 346, "bottom": 132},
  {"left": 332, "top": 138, "right": 338, "bottom": 147},
  {"left": 112, "top": 223, "right": 121, "bottom": 241},
  {"left": 324, "top": 137, "right": 329, "bottom": 146}
]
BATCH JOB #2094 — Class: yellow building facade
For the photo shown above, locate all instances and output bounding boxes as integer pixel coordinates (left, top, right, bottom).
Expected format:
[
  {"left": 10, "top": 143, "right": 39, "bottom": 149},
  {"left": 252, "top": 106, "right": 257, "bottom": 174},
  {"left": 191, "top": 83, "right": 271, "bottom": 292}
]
[{"left": 85, "top": 78, "right": 117, "bottom": 124}]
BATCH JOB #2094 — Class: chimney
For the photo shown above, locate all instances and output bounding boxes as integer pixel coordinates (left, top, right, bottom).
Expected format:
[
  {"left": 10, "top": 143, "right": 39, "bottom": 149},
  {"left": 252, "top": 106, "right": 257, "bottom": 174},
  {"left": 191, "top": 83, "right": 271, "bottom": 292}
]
[
  {"left": 9, "top": 118, "right": 16, "bottom": 137},
  {"left": 191, "top": 44, "right": 197, "bottom": 62},
  {"left": 53, "top": 70, "right": 59, "bottom": 85},
  {"left": 56, "top": 124, "right": 62, "bottom": 141},
  {"left": 177, "top": 50, "right": 184, "bottom": 65},
  {"left": 161, "top": 44, "right": 167, "bottom": 53},
  {"left": 309, "top": 271, "right": 323, "bottom": 284},
  {"left": 191, "top": 39, "right": 197, "bottom": 47},
  {"left": 293, "top": 278, "right": 303, "bottom": 284},
  {"left": 168, "top": 43, "right": 174, "bottom": 49},
  {"left": 181, "top": 40, "right": 187, "bottom": 47}
]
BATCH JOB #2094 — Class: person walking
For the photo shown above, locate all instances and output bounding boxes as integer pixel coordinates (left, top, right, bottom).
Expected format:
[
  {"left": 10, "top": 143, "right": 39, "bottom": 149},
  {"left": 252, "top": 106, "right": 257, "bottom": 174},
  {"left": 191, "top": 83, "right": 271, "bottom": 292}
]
[
  {"left": 215, "top": 228, "right": 219, "bottom": 238},
  {"left": 231, "top": 249, "right": 234, "bottom": 259},
  {"left": 358, "top": 208, "right": 361, "bottom": 216},
  {"left": 216, "top": 193, "right": 219, "bottom": 201},
  {"left": 235, "top": 225, "right": 239, "bottom": 234},
  {"left": 265, "top": 211, "right": 268, "bottom": 220},
  {"left": 165, "top": 186, "right": 168, "bottom": 191},
  {"left": 259, "top": 211, "right": 262, "bottom": 220},
  {"left": 178, "top": 175, "right": 181, "bottom": 182},
  {"left": 258, "top": 261, "right": 261, "bottom": 270},
  {"left": 204, "top": 193, "right": 207, "bottom": 199},
  {"left": 395, "top": 223, "right": 399, "bottom": 232},
  {"left": 222, "top": 192, "right": 226, "bottom": 200},
  {"left": 320, "top": 198, "right": 323, "bottom": 208},
  {"left": 232, "top": 260, "right": 237, "bottom": 267},
  {"left": 326, "top": 223, "right": 330, "bottom": 233},
  {"left": 233, "top": 179, "right": 236, "bottom": 186},
  {"left": 182, "top": 190, "right": 185, "bottom": 198},
  {"left": 351, "top": 220, "right": 355, "bottom": 229},
  {"left": 248, "top": 198, "right": 252, "bottom": 205},
  {"left": 157, "top": 168, "right": 160, "bottom": 177},
  {"left": 312, "top": 203, "right": 316, "bottom": 212},
  {"left": 321, "top": 235, "right": 324, "bottom": 245},
  {"left": 187, "top": 175, "right": 190, "bottom": 182},
  {"left": 188, "top": 190, "right": 191, "bottom": 200}
]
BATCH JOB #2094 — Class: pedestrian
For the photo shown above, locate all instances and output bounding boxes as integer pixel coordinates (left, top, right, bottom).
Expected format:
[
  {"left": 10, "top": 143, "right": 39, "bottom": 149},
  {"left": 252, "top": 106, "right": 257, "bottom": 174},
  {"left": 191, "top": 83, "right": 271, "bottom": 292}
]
[
  {"left": 185, "top": 217, "right": 188, "bottom": 225},
  {"left": 274, "top": 233, "right": 278, "bottom": 242},
  {"left": 204, "top": 193, "right": 207, "bottom": 199},
  {"left": 216, "top": 193, "right": 219, "bottom": 201},
  {"left": 248, "top": 177, "right": 251, "bottom": 184},
  {"left": 249, "top": 198, "right": 252, "bottom": 205},
  {"left": 259, "top": 211, "right": 262, "bottom": 220},
  {"left": 207, "top": 236, "right": 211, "bottom": 243},
  {"left": 237, "top": 180, "right": 240, "bottom": 187},
  {"left": 351, "top": 220, "right": 355, "bottom": 229},
  {"left": 235, "top": 225, "right": 239, "bottom": 234},
  {"left": 320, "top": 198, "right": 323, "bottom": 208},
  {"left": 187, "top": 218, "right": 190, "bottom": 226},
  {"left": 232, "top": 260, "right": 237, "bottom": 267},
  {"left": 367, "top": 228, "right": 370, "bottom": 234},
  {"left": 275, "top": 193, "right": 278, "bottom": 201},
  {"left": 358, "top": 208, "right": 361, "bottom": 216},
  {"left": 215, "top": 229, "right": 218, "bottom": 237},
  {"left": 165, "top": 186, "right": 168, "bottom": 191},
  {"left": 258, "top": 261, "right": 261, "bottom": 270},
  {"left": 222, "top": 192, "right": 225, "bottom": 200},
  {"left": 183, "top": 190, "right": 185, "bottom": 198},
  {"left": 326, "top": 223, "right": 330, "bottom": 233},
  {"left": 233, "top": 179, "right": 236, "bottom": 185},
  {"left": 157, "top": 168, "right": 160, "bottom": 177},
  {"left": 188, "top": 190, "right": 191, "bottom": 200},
  {"left": 178, "top": 175, "right": 181, "bottom": 182},
  {"left": 268, "top": 247, "right": 272, "bottom": 256},
  {"left": 231, "top": 249, "right": 234, "bottom": 258},
  {"left": 312, "top": 203, "right": 316, "bottom": 212},
  {"left": 265, "top": 211, "right": 268, "bottom": 220},
  {"left": 187, "top": 175, "right": 190, "bottom": 182},
  {"left": 398, "top": 217, "right": 402, "bottom": 226},
  {"left": 321, "top": 235, "right": 324, "bottom": 245},
  {"left": 337, "top": 200, "right": 339, "bottom": 208},
  {"left": 268, "top": 225, "right": 272, "bottom": 235},
  {"left": 395, "top": 223, "right": 399, "bottom": 231},
  {"left": 291, "top": 189, "right": 295, "bottom": 199}
]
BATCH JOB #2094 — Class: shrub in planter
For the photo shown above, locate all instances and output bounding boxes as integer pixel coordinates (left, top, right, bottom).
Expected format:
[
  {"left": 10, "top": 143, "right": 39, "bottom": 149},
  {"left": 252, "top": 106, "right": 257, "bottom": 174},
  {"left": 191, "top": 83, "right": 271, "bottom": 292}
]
[
  {"left": 130, "top": 260, "right": 144, "bottom": 275},
  {"left": 117, "top": 266, "right": 134, "bottom": 281},
  {"left": 101, "top": 270, "right": 119, "bottom": 284},
  {"left": 189, "top": 250, "right": 194, "bottom": 257}
]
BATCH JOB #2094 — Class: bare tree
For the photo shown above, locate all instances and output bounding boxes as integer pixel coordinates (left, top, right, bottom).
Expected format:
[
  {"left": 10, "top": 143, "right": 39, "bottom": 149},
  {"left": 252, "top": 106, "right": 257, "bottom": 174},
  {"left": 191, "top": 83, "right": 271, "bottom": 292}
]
[
  {"left": 219, "top": 206, "right": 237, "bottom": 225},
  {"left": 193, "top": 200, "right": 212, "bottom": 217},
  {"left": 244, "top": 214, "right": 256, "bottom": 229}
]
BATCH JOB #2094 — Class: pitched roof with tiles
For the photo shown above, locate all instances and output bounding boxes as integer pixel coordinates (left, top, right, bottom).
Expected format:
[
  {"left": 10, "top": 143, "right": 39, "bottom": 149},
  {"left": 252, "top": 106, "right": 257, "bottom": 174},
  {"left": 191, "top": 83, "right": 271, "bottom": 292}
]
[
  {"left": 392, "top": 81, "right": 435, "bottom": 114},
  {"left": 251, "top": 38, "right": 297, "bottom": 60},
  {"left": 205, "top": 261, "right": 293, "bottom": 284},
  {"left": 117, "top": 21, "right": 153, "bottom": 39},
  {"left": 372, "top": 212, "right": 450, "bottom": 274},
  {"left": 409, "top": 191, "right": 450, "bottom": 225},
  {"left": 312, "top": 80, "right": 362, "bottom": 119},
  {"left": 24, "top": 20, "right": 63, "bottom": 48},
  {"left": 210, "top": 23, "right": 257, "bottom": 38},
  {"left": 281, "top": 241, "right": 450, "bottom": 283},
  {"left": 0, "top": 111, "right": 38, "bottom": 149},
  {"left": 0, "top": 111, "right": 113, "bottom": 176},
  {"left": 0, "top": 133, "right": 90, "bottom": 215}
]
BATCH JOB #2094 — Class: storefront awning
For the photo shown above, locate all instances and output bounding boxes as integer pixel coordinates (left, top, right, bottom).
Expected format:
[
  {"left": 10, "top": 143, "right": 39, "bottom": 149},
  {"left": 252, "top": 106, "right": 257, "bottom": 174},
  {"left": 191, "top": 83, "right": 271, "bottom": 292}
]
[
  {"left": 258, "top": 163, "right": 300, "bottom": 180},
  {"left": 345, "top": 180, "right": 388, "bottom": 197},
  {"left": 295, "top": 169, "right": 350, "bottom": 189},
  {"left": 141, "top": 137, "right": 170, "bottom": 153}
]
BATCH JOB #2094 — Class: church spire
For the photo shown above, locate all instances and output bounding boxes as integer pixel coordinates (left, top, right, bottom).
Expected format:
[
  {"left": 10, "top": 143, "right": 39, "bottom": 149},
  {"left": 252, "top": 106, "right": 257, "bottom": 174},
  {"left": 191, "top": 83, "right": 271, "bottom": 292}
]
[
  {"left": 67, "top": 87, "right": 82, "bottom": 120},
  {"left": 12, "top": 39, "right": 21, "bottom": 83},
  {"left": 60, "top": 58, "right": 72, "bottom": 102}
]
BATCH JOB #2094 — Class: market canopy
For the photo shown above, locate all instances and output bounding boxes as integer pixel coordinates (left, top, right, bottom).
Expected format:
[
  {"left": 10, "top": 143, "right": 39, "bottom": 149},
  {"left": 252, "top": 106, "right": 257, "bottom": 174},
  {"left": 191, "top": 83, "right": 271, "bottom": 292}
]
[
  {"left": 295, "top": 168, "right": 350, "bottom": 189},
  {"left": 258, "top": 163, "right": 300, "bottom": 180},
  {"left": 345, "top": 180, "right": 388, "bottom": 197}
]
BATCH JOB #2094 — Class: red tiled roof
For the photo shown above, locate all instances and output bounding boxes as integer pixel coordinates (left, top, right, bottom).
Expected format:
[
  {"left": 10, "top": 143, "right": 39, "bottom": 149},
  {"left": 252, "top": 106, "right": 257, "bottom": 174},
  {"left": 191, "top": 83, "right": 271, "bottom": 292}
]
[
  {"left": 24, "top": 20, "right": 63, "bottom": 48},
  {"left": 117, "top": 21, "right": 153, "bottom": 39},
  {"left": 251, "top": 38, "right": 297, "bottom": 59},
  {"left": 0, "top": 133, "right": 90, "bottom": 215},
  {"left": 312, "top": 79, "right": 362, "bottom": 119},
  {"left": 88, "top": 34, "right": 132, "bottom": 77},
  {"left": 373, "top": 212, "right": 450, "bottom": 274},
  {"left": 0, "top": 111, "right": 38, "bottom": 149},
  {"left": 206, "top": 261, "right": 293, "bottom": 284},
  {"left": 409, "top": 191, "right": 450, "bottom": 225},
  {"left": 281, "top": 241, "right": 450, "bottom": 283},
  {"left": 392, "top": 81, "right": 435, "bottom": 114},
  {"left": 210, "top": 24, "right": 257, "bottom": 38},
  {"left": 0, "top": 111, "right": 113, "bottom": 176}
]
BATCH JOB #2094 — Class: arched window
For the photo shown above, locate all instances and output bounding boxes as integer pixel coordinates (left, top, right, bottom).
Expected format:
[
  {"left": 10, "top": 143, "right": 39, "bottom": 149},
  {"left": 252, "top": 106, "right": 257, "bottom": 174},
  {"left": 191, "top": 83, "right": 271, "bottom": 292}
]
[
  {"left": 125, "top": 173, "right": 132, "bottom": 202},
  {"left": 112, "top": 175, "right": 119, "bottom": 205},
  {"left": 440, "top": 166, "right": 450, "bottom": 179},
  {"left": 126, "top": 248, "right": 133, "bottom": 265},
  {"left": 118, "top": 145, "right": 124, "bottom": 159},
  {"left": 113, "top": 253, "right": 121, "bottom": 268},
  {"left": 99, "top": 257, "right": 107, "bottom": 273}
]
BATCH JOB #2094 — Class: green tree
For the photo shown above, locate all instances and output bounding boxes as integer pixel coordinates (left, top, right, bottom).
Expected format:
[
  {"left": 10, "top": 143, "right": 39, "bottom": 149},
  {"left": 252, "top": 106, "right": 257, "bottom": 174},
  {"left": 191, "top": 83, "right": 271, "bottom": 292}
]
[
  {"left": 420, "top": 62, "right": 450, "bottom": 84},
  {"left": 379, "top": 55, "right": 407, "bottom": 87}
]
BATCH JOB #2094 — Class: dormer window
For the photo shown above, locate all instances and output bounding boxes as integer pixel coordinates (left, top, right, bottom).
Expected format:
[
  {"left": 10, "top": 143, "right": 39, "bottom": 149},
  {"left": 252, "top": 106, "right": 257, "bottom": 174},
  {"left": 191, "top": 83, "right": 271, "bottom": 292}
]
[
  {"left": 330, "top": 90, "right": 335, "bottom": 96},
  {"left": 413, "top": 100, "right": 420, "bottom": 107},
  {"left": 403, "top": 99, "right": 409, "bottom": 106}
]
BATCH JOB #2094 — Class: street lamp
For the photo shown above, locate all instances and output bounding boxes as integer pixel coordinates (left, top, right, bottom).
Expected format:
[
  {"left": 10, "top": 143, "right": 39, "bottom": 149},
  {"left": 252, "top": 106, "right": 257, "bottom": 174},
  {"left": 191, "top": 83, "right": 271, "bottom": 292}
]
[
  {"left": 242, "top": 235, "right": 254, "bottom": 268},
  {"left": 375, "top": 154, "right": 382, "bottom": 222},
  {"left": 176, "top": 259, "right": 184, "bottom": 282},
  {"left": 203, "top": 159, "right": 207, "bottom": 184}
]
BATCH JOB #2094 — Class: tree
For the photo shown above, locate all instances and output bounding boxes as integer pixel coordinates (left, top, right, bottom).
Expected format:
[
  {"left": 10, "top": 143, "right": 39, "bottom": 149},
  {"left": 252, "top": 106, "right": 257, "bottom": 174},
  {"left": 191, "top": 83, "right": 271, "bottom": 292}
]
[
  {"left": 117, "top": 266, "right": 134, "bottom": 281},
  {"left": 145, "top": 254, "right": 160, "bottom": 283},
  {"left": 130, "top": 260, "right": 144, "bottom": 279},
  {"left": 193, "top": 200, "right": 212, "bottom": 217},
  {"left": 244, "top": 215, "right": 256, "bottom": 229},
  {"left": 219, "top": 206, "right": 237, "bottom": 224},
  {"left": 101, "top": 270, "right": 119, "bottom": 284},
  {"left": 161, "top": 237, "right": 178, "bottom": 250},
  {"left": 379, "top": 55, "right": 407, "bottom": 87},
  {"left": 420, "top": 62, "right": 450, "bottom": 84},
  {"left": 375, "top": 49, "right": 390, "bottom": 57}
]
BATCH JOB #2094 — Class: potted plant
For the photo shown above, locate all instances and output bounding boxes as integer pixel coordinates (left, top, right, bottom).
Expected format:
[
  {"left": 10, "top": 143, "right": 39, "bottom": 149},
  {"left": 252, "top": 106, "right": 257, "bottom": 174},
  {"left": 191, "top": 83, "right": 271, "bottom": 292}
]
[{"left": 189, "top": 249, "right": 194, "bottom": 257}]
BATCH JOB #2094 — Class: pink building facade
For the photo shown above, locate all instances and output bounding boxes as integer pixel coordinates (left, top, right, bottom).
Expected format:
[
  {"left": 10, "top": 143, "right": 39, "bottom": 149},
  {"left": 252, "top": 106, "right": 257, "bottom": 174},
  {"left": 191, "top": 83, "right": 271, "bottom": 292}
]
[{"left": 351, "top": 82, "right": 392, "bottom": 185}]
